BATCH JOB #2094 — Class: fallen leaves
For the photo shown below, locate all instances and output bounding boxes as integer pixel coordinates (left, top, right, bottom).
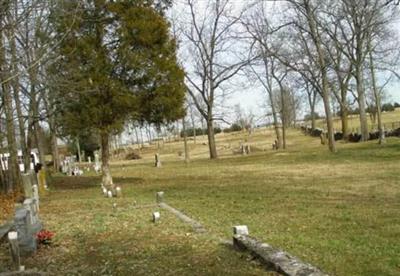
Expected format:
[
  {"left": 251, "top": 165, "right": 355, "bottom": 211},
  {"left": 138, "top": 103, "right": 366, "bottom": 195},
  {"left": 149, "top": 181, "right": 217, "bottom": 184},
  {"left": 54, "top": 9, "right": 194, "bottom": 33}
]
[{"left": 0, "top": 191, "right": 22, "bottom": 224}]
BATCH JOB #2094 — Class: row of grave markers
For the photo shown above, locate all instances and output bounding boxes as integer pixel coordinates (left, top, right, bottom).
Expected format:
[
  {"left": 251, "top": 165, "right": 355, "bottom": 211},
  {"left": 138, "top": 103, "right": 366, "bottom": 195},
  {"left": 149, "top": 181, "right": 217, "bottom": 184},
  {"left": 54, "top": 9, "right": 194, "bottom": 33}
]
[{"left": 61, "top": 152, "right": 101, "bottom": 176}]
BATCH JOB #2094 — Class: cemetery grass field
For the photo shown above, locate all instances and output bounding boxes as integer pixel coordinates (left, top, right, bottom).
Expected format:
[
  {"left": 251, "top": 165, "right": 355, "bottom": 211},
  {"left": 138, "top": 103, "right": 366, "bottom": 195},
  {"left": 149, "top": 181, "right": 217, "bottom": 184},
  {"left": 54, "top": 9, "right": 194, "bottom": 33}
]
[{"left": 1, "top": 129, "right": 400, "bottom": 275}]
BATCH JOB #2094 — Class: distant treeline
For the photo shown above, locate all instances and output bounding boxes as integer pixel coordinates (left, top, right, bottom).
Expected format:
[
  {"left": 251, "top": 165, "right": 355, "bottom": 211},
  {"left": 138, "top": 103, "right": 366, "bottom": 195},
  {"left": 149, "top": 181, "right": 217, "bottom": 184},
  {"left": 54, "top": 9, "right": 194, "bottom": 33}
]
[
  {"left": 304, "top": 102, "right": 400, "bottom": 121},
  {"left": 180, "top": 123, "right": 247, "bottom": 137},
  {"left": 180, "top": 127, "right": 222, "bottom": 138},
  {"left": 346, "top": 102, "right": 399, "bottom": 116}
]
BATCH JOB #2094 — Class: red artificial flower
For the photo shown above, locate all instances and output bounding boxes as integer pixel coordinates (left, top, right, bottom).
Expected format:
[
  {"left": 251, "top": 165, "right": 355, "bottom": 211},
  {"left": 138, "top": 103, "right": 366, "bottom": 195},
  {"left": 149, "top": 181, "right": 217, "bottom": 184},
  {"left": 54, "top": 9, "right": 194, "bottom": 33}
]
[{"left": 36, "top": 229, "right": 55, "bottom": 244}]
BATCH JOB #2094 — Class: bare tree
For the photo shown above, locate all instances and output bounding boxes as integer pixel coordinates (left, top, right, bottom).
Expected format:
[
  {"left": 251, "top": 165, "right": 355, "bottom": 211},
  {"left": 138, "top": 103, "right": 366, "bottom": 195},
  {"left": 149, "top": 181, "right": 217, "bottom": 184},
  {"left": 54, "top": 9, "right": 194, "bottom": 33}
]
[
  {"left": 180, "top": 0, "right": 248, "bottom": 159},
  {"left": 0, "top": 0, "right": 22, "bottom": 192},
  {"left": 245, "top": 0, "right": 337, "bottom": 152},
  {"left": 242, "top": 3, "right": 285, "bottom": 149}
]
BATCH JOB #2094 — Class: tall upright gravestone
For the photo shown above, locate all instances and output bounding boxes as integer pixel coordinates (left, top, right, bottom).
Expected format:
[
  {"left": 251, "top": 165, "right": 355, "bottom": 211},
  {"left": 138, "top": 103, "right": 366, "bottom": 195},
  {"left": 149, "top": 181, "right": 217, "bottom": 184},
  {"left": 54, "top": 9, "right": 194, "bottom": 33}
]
[
  {"left": 18, "top": 172, "right": 43, "bottom": 256},
  {"left": 94, "top": 151, "right": 101, "bottom": 173}
]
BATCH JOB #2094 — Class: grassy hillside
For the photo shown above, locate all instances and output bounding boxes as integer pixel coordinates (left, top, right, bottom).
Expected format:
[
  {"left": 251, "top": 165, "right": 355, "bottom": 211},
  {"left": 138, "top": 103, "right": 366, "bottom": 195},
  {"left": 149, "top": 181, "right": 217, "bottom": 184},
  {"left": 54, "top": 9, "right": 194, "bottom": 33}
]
[{"left": 1, "top": 128, "right": 399, "bottom": 275}]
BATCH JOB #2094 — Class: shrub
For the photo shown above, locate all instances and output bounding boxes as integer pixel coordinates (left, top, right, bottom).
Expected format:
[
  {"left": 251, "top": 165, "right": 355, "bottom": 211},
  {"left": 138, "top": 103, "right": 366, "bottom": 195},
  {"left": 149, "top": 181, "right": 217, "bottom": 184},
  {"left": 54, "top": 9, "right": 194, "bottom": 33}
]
[
  {"left": 223, "top": 123, "right": 242, "bottom": 133},
  {"left": 382, "top": 103, "right": 395, "bottom": 112},
  {"left": 125, "top": 152, "right": 141, "bottom": 160}
]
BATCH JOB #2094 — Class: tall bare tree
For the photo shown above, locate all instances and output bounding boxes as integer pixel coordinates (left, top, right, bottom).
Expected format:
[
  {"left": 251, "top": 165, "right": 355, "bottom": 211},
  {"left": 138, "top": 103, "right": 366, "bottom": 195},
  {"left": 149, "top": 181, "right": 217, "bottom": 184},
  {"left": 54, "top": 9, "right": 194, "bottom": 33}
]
[{"left": 180, "top": 0, "right": 247, "bottom": 159}]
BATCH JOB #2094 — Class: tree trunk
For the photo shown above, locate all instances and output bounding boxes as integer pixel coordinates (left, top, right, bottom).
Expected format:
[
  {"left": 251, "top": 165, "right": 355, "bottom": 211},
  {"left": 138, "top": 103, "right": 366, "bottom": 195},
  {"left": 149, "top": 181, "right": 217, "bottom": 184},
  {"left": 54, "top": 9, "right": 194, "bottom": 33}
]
[
  {"left": 25, "top": 105, "right": 35, "bottom": 171},
  {"left": 281, "top": 122, "right": 287, "bottom": 149},
  {"left": 304, "top": 1, "right": 336, "bottom": 153},
  {"left": 272, "top": 110, "right": 282, "bottom": 149},
  {"left": 100, "top": 132, "right": 114, "bottom": 189},
  {"left": 206, "top": 119, "right": 218, "bottom": 159},
  {"left": 2, "top": 84, "right": 21, "bottom": 192},
  {"left": 33, "top": 123, "right": 46, "bottom": 168},
  {"left": 76, "top": 138, "right": 82, "bottom": 163},
  {"left": 264, "top": 58, "right": 282, "bottom": 149},
  {"left": 355, "top": 67, "right": 370, "bottom": 141},
  {"left": 51, "top": 133, "right": 60, "bottom": 171},
  {"left": 279, "top": 87, "right": 287, "bottom": 150},
  {"left": 0, "top": 34, "right": 21, "bottom": 192},
  {"left": 340, "top": 106, "right": 349, "bottom": 141},
  {"left": 8, "top": 24, "right": 28, "bottom": 172},
  {"left": 182, "top": 117, "right": 190, "bottom": 163},
  {"left": 191, "top": 117, "right": 196, "bottom": 144},
  {"left": 306, "top": 86, "right": 317, "bottom": 131},
  {"left": 311, "top": 113, "right": 316, "bottom": 131},
  {"left": 29, "top": 66, "right": 47, "bottom": 171},
  {"left": 369, "top": 51, "right": 385, "bottom": 144},
  {"left": 321, "top": 87, "right": 336, "bottom": 152}
]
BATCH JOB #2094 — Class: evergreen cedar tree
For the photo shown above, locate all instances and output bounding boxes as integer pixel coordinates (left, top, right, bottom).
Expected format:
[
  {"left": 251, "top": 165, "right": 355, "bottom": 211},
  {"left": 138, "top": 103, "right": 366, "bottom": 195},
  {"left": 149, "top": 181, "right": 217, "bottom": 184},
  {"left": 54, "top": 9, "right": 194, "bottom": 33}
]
[{"left": 50, "top": 0, "right": 185, "bottom": 188}]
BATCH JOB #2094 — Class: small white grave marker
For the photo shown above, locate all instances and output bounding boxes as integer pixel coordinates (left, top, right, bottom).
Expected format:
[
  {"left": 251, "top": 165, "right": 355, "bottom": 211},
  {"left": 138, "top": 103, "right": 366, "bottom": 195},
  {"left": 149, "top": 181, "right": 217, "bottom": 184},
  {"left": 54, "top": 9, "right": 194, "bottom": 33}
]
[
  {"left": 152, "top": 212, "right": 160, "bottom": 222},
  {"left": 102, "top": 187, "right": 107, "bottom": 196},
  {"left": 107, "top": 190, "right": 113, "bottom": 198},
  {"left": 116, "top": 186, "right": 122, "bottom": 197},
  {"left": 233, "top": 225, "right": 249, "bottom": 236}
]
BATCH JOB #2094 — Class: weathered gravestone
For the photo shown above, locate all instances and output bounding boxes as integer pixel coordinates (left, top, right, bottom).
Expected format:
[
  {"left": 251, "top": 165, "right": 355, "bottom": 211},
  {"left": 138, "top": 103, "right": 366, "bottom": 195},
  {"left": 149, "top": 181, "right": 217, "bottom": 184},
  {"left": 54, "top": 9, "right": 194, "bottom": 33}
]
[
  {"left": 155, "top": 153, "right": 162, "bottom": 168},
  {"left": 8, "top": 231, "right": 21, "bottom": 271},
  {"left": 22, "top": 199, "right": 41, "bottom": 234},
  {"left": 22, "top": 173, "right": 40, "bottom": 211},
  {"left": 14, "top": 208, "right": 37, "bottom": 256},
  {"left": 233, "top": 228, "right": 328, "bottom": 276},
  {"left": 94, "top": 152, "right": 101, "bottom": 173},
  {"left": 156, "top": 191, "right": 164, "bottom": 204},
  {"left": 240, "top": 144, "right": 251, "bottom": 155}
]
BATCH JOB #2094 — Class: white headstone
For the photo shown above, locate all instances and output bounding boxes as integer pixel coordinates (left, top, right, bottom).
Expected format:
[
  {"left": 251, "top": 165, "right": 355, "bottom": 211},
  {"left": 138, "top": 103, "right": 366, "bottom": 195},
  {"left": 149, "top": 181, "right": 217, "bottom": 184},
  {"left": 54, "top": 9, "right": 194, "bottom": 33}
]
[
  {"left": 8, "top": 231, "right": 18, "bottom": 240},
  {"left": 233, "top": 225, "right": 249, "bottom": 236},
  {"left": 116, "top": 186, "right": 122, "bottom": 197},
  {"left": 23, "top": 199, "right": 37, "bottom": 225},
  {"left": 107, "top": 191, "right": 113, "bottom": 198},
  {"left": 152, "top": 212, "right": 160, "bottom": 222},
  {"left": 94, "top": 152, "right": 101, "bottom": 173}
]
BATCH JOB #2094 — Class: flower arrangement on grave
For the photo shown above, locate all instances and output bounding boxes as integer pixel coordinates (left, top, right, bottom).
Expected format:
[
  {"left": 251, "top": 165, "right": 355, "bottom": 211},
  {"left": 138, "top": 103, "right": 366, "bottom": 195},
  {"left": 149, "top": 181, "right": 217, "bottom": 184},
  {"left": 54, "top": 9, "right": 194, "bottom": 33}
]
[{"left": 36, "top": 229, "right": 55, "bottom": 245}]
